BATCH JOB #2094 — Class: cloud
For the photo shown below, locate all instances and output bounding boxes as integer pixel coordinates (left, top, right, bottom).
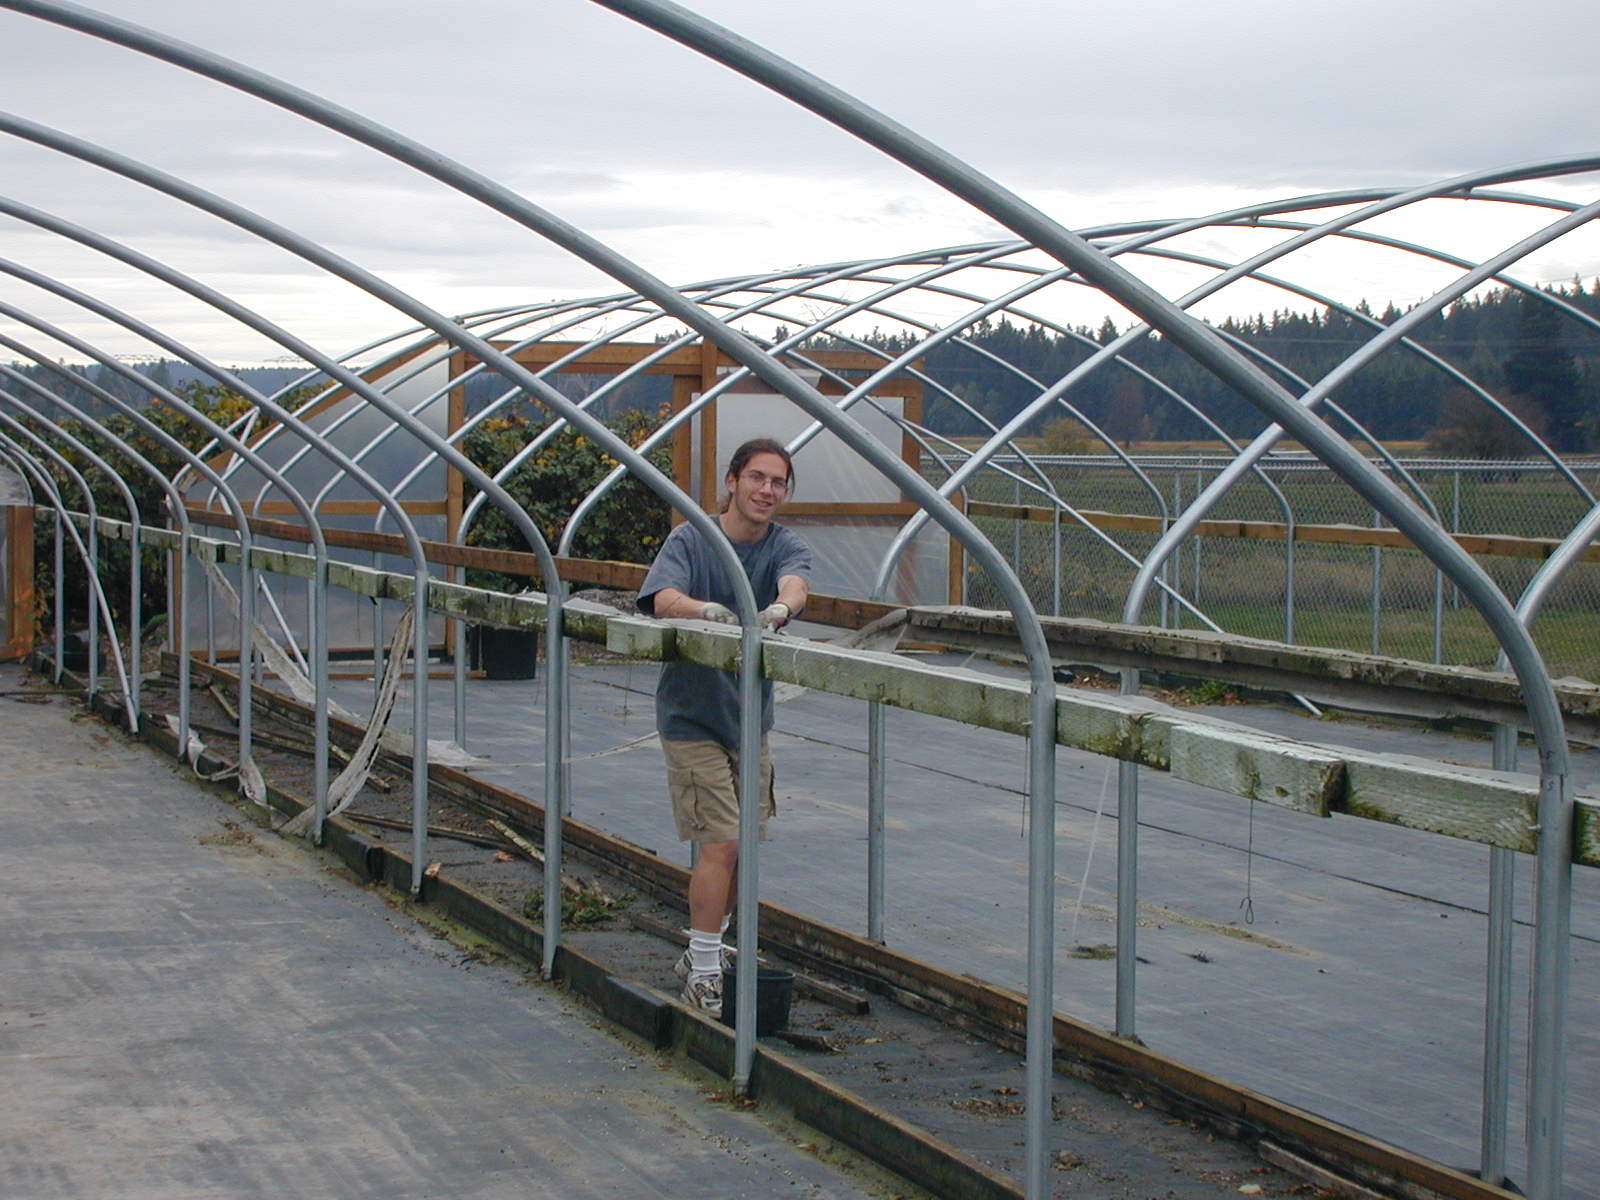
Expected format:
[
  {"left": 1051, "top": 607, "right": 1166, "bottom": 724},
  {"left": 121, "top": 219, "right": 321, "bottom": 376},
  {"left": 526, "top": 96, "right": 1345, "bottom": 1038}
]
[{"left": 2, "top": 0, "right": 1599, "bottom": 362}]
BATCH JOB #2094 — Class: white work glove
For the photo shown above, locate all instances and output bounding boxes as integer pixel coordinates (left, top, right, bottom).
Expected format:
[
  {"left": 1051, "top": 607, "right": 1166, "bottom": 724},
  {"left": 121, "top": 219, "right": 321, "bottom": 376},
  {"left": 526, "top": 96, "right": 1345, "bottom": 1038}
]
[
  {"left": 699, "top": 601, "right": 739, "bottom": 624},
  {"left": 758, "top": 601, "right": 791, "bottom": 629}
]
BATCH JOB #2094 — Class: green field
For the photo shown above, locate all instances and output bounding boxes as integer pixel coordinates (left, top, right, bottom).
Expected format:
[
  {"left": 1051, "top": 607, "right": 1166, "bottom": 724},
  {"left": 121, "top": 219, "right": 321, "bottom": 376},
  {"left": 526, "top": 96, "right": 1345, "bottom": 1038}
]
[{"left": 945, "top": 455, "right": 1600, "bottom": 682}]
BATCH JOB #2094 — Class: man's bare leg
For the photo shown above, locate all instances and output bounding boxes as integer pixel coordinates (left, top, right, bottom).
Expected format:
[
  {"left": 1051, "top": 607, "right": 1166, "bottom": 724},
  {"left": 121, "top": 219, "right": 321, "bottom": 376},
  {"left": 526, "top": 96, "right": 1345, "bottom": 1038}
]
[
  {"left": 688, "top": 839, "right": 738, "bottom": 933},
  {"left": 680, "top": 840, "right": 738, "bottom": 1013}
]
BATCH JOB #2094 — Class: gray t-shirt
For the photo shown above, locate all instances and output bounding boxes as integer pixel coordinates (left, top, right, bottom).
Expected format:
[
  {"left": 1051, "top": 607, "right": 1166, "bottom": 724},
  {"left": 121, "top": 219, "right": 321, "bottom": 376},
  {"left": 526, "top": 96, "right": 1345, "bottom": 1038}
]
[{"left": 637, "top": 519, "right": 812, "bottom": 750}]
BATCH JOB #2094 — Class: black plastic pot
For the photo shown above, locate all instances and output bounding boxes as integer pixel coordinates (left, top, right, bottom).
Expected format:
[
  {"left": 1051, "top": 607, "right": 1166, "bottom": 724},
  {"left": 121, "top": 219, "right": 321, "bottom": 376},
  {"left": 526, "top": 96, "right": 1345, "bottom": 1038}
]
[
  {"left": 60, "top": 629, "right": 104, "bottom": 673},
  {"left": 474, "top": 624, "right": 538, "bottom": 680},
  {"left": 719, "top": 966, "right": 795, "bottom": 1036}
]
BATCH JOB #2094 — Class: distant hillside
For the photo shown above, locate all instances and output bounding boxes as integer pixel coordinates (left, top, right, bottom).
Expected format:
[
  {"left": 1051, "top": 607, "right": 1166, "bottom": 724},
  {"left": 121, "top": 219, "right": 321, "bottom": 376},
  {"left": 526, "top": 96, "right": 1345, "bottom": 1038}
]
[
  {"left": 0, "top": 360, "right": 323, "bottom": 421},
  {"left": 844, "top": 280, "right": 1600, "bottom": 452},
  {"left": 8, "top": 279, "right": 1597, "bottom": 454}
]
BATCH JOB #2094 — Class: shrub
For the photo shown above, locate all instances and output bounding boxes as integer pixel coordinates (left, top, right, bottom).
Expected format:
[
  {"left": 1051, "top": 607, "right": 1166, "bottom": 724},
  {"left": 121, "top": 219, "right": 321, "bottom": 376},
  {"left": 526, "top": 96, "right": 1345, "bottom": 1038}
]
[
  {"left": 1038, "top": 416, "right": 1097, "bottom": 455},
  {"left": 461, "top": 405, "right": 674, "bottom": 592}
]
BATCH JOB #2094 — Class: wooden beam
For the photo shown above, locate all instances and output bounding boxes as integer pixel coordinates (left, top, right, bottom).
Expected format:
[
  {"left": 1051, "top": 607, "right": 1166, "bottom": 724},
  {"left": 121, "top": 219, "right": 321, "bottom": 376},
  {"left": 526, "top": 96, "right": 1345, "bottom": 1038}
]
[
  {"left": 491, "top": 340, "right": 704, "bottom": 371},
  {"left": 614, "top": 612, "right": 1590, "bottom": 856},
  {"left": 4, "top": 504, "right": 33, "bottom": 660},
  {"left": 966, "top": 501, "right": 1600, "bottom": 562},
  {"left": 177, "top": 504, "right": 894, "bottom": 628},
  {"left": 671, "top": 374, "right": 694, "bottom": 527},
  {"left": 905, "top": 606, "right": 1600, "bottom": 743},
  {"left": 698, "top": 338, "right": 720, "bottom": 510},
  {"left": 1340, "top": 749, "right": 1541, "bottom": 851},
  {"left": 69, "top": 510, "right": 1600, "bottom": 865},
  {"left": 780, "top": 502, "right": 919, "bottom": 517},
  {"left": 947, "top": 490, "right": 965, "bottom": 606},
  {"left": 200, "top": 499, "right": 449, "bottom": 517}
]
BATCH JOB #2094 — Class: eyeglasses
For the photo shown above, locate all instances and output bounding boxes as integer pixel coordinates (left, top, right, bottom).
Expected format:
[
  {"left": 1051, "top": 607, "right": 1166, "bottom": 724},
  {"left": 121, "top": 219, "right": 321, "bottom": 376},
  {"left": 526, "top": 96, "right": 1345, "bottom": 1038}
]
[{"left": 740, "top": 470, "right": 789, "bottom": 494}]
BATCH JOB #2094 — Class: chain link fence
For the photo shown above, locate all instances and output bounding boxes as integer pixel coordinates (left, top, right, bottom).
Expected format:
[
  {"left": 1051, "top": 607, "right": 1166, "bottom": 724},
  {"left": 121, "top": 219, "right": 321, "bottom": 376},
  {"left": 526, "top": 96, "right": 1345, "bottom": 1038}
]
[{"left": 953, "top": 454, "right": 1600, "bottom": 682}]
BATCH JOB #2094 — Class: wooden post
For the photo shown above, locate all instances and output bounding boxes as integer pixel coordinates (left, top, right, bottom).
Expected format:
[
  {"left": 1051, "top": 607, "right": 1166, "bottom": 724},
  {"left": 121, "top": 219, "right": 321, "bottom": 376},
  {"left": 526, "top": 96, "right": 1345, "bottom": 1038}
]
[
  {"left": 697, "top": 338, "right": 721, "bottom": 510},
  {"left": 2, "top": 505, "right": 34, "bottom": 660}
]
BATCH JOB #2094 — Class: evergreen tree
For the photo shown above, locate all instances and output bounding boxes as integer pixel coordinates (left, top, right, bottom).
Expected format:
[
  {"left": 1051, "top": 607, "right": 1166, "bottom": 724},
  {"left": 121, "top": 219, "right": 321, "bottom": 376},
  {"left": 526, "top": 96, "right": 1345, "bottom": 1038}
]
[{"left": 1502, "top": 292, "right": 1587, "bottom": 450}]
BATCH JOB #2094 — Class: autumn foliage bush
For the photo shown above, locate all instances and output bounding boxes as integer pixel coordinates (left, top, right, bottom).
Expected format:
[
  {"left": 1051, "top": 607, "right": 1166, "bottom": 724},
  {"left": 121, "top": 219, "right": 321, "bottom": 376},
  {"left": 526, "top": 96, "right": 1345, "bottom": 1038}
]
[{"left": 461, "top": 405, "right": 673, "bottom": 592}]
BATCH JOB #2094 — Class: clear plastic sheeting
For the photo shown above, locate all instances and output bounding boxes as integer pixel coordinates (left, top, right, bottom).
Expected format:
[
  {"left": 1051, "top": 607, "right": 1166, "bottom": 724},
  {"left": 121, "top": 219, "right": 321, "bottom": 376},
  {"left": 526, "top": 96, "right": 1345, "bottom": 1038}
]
[
  {"left": 790, "top": 515, "right": 949, "bottom": 607},
  {"left": 0, "top": 462, "right": 26, "bottom": 504}
]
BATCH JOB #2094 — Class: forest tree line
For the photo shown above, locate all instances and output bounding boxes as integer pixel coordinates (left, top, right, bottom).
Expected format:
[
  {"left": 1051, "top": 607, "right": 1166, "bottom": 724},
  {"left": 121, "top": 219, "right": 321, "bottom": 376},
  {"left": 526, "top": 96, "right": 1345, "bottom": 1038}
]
[
  {"left": 7, "top": 278, "right": 1598, "bottom": 457},
  {"left": 846, "top": 279, "right": 1600, "bottom": 453}
]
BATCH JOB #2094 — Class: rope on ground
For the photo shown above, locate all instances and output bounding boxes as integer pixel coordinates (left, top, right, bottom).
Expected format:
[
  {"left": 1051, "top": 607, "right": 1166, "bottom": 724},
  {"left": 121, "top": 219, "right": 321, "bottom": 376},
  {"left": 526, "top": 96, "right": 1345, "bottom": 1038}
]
[
  {"left": 1070, "top": 759, "right": 1114, "bottom": 946},
  {"left": 165, "top": 711, "right": 234, "bottom": 782},
  {"left": 196, "top": 560, "right": 488, "bottom": 816},
  {"left": 279, "top": 604, "right": 414, "bottom": 838}
]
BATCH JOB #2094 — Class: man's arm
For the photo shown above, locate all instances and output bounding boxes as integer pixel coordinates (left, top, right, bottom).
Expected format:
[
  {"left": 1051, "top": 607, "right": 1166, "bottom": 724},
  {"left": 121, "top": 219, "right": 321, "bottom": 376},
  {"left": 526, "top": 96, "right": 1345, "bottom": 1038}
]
[
  {"left": 650, "top": 580, "right": 808, "bottom": 626},
  {"left": 775, "top": 573, "right": 809, "bottom": 618},
  {"left": 757, "top": 573, "right": 810, "bottom": 630},
  {"left": 647, "top": 585, "right": 728, "bottom": 621}
]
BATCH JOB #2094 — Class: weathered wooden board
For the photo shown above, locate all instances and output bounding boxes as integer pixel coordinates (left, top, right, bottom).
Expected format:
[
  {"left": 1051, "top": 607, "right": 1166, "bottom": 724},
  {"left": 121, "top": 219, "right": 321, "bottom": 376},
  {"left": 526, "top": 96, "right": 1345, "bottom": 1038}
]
[
  {"left": 906, "top": 605, "right": 1600, "bottom": 739},
  {"left": 1341, "top": 749, "right": 1542, "bottom": 851},
  {"left": 759, "top": 634, "right": 1032, "bottom": 734},
  {"left": 1578, "top": 797, "right": 1600, "bottom": 867},
  {"left": 1155, "top": 711, "right": 1345, "bottom": 817},
  {"left": 1053, "top": 691, "right": 1167, "bottom": 766},
  {"left": 60, "top": 513, "right": 1600, "bottom": 866},
  {"left": 606, "top": 614, "right": 675, "bottom": 659},
  {"left": 965, "top": 500, "right": 1600, "bottom": 562}
]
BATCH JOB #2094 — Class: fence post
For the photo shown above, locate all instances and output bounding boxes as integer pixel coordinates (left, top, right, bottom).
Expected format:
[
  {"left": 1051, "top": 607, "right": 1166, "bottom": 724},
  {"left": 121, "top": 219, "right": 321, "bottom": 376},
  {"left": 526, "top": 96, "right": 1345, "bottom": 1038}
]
[{"left": 1370, "top": 507, "right": 1383, "bottom": 655}]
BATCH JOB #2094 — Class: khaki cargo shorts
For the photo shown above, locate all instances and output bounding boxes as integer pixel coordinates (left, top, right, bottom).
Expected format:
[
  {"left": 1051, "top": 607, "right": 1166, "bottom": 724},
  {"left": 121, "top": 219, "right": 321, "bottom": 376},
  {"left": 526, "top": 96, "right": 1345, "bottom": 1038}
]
[{"left": 661, "top": 736, "right": 775, "bottom": 844}]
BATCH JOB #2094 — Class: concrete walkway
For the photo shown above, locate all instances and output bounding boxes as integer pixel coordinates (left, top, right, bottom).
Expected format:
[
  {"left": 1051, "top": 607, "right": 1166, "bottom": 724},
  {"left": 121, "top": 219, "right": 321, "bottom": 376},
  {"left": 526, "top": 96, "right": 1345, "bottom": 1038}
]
[{"left": 0, "top": 663, "right": 890, "bottom": 1200}]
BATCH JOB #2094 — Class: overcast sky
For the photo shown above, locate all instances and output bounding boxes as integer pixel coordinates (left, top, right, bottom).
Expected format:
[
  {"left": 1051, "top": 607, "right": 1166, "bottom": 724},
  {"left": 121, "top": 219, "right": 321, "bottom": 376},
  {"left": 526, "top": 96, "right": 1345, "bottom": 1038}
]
[{"left": 3, "top": 0, "right": 1599, "bottom": 364}]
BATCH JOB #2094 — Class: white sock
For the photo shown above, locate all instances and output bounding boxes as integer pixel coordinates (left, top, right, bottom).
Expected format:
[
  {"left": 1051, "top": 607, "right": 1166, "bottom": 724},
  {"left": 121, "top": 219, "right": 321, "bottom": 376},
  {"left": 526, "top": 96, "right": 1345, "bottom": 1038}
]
[
  {"left": 688, "top": 928, "right": 723, "bottom": 976},
  {"left": 719, "top": 913, "right": 731, "bottom": 935}
]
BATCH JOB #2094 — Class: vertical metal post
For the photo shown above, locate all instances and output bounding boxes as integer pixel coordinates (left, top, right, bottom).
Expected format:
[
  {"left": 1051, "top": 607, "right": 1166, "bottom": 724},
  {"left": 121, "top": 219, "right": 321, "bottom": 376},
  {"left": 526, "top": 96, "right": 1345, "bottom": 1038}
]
[
  {"left": 372, "top": 583, "right": 385, "bottom": 707},
  {"left": 1429, "top": 468, "right": 1444, "bottom": 663},
  {"left": 1023, "top": 722, "right": 1058, "bottom": 1200},
  {"left": 86, "top": 518, "right": 98, "bottom": 696},
  {"left": 310, "top": 559, "right": 330, "bottom": 845},
  {"left": 174, "top": 540, "right": 190, "bottom": 753},
  {"left": 1432, "top": 568, "right": 1445, "bottom": 664},
  {"left": 51, "top": 509, "right": 63, "bottom": 682},
  {"left": 1451, "top": 467, "right": 1462, "bottom": 612},
  {"left": 561, "top": 633, "right": 574, "bottom": 814},
  {"left": 252, "top": 576, "right": 265, "bottom": 688},
  {"left": 409, "top": 571, "right": 430, "bottom": 896},
  {"left": 204, "top": 566, "right": 215, "bottom": 665},
  {"left": 1526, "top": 768, "right": 1573, "bottom": 1200},
  {"left": 1115, "top": 669, "right": 1139, "bottom": 1039},
  {"left": 733, "top": 621, "right": 764, "bottom": 1094},
  {"left": 237, "top": 548, "right": 256, "bottom": 798},
  {"left": 453, "top": 616, "right": 467, "bottom": 747},
  {"left": 867, "top": 699, "right": 887, "bottom": 942},
  {"left": 1169, "top": 471, "right": 1182, "bottom": 629},
  {"left": 1191, "top": 468, "right": 1202, "bottom": 607},
  {"left": 1283, "top": 470, "right": 1296, "bottom": 644},
  {"left": 1011, "top": 477, "right": 1022, "bottom": 588},
  {"left": 1157, "top": 508, "right": 1170, "bottom": 628},
  {"left": 542, "top": 610, "right": 567, "bottom": 978},
  {"left": 1480, "top": 722, "right": 1517, "bottom": 1187},
  {"left": 1051, "top": 505, "right": 1061, "bottom": 617},
  {"left": 1369, "top": 508, "right": 1382, "bottom": 656},
  {"left": 128, "top": 524, "right": 141, "bottom": 717}
]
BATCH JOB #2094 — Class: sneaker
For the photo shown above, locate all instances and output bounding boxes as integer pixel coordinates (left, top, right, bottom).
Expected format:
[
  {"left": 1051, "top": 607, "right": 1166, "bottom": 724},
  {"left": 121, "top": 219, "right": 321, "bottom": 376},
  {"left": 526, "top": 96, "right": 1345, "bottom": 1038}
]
[
  {"left": 673, "top": 944, "right": 735, "bottom": 980},
  {"left": 680, "top": 971, "right": 722, "bottom": 1018}
]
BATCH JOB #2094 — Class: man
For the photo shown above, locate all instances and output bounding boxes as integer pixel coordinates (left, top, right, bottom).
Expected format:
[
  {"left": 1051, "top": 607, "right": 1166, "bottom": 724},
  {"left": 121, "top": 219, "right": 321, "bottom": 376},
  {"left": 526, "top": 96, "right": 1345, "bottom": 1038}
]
[{"left": 637, "top": 437, "right": 811, "bottom": 1017}]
